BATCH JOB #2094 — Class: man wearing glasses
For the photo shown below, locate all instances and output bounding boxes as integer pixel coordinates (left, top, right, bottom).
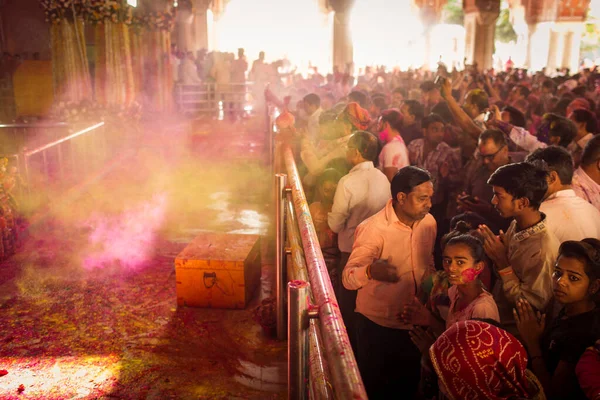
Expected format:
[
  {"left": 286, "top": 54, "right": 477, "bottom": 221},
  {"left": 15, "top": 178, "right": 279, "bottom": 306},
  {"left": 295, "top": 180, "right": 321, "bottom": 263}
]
[{"left": 458, "top": 129, "right": 513, "bottom": 232}]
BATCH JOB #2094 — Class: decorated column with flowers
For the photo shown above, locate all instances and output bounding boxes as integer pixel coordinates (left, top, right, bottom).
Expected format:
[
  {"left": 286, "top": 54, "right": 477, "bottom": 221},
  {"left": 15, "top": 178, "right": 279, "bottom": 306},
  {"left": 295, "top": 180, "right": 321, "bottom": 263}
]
[
  {"left": 88, "top": 0, "right": 135, "bottom": 108},
  {"left": 138, "top": 8, "right": 175, "bottom": 113},
  {"left": 41, "top": 0, "right": 93, "bottom": 103}
]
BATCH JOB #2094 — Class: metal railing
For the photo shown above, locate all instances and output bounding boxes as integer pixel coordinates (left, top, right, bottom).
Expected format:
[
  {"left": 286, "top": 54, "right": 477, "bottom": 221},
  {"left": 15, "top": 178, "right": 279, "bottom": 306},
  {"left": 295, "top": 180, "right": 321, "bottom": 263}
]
[
  {"left": 174, "top": 82, "right": 254, "bottom": 118},
  {"left": 0, "top": 121, "right": 107, "bottom": 197},
  {"left": 274, "top": 142, "right": 367, "bottom": 399}
]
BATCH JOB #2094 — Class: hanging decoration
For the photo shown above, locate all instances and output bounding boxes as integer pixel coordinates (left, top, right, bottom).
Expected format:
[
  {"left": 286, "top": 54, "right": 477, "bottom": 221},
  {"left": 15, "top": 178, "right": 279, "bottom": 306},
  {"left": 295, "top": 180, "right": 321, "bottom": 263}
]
[{"left": 39, "top": 0, "right": 176, "bottom": 114}]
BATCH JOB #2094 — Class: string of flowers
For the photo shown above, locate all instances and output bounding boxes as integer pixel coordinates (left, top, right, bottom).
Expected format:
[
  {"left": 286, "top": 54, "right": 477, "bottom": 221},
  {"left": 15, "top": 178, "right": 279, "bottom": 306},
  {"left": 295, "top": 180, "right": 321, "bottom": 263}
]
[
  {"left": 85, "top": 0, "right": 133, "bottom": 25},
  {"left": 50, "top": 100, "right": 143, "bottom": 124},
  {"left": 39, "top": 0, "right": 174, "bottom": 30},
  {"left": 131, "top": 9, "right": 176, "bottom": 31}
]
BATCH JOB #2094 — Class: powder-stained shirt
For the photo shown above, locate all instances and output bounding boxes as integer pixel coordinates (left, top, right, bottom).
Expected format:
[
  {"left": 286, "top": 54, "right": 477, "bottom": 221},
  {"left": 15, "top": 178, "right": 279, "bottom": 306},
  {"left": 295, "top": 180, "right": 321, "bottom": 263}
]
[
  {"left": 328, "top": 161, "right": 390, "bottom": 253},
  {"left": 445, "top": 286, "right": 500, "bottom": 330},
  {"left": 408, "top": 139, "right": 462, "bottom": 205},
  {"left": 540, "top": 189, "right": 600, "bottom": 243},
  {"left": 378, "top": 136, "right": 410, "bottom": 172},
  {"left": 567, "top": 133, "right": 594, "bottom": 167},
  {"left": 572, "top": 167, "right": 600, "bottom": 211},
  {"left": 342, "top": 200, "right": 437, "bottom": 330},
  {"left": 495, "top": 215, "right": 559, "bottom": 324}
]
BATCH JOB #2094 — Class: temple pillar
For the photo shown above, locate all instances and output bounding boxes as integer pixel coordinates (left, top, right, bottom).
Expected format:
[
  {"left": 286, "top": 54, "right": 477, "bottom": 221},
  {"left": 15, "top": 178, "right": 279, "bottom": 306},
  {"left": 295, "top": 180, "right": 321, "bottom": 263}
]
[
  {"left": 413, "top": 0, "right": 447, "bottom": 69},
  {"left": 564, "top": 23, "right": 584, "bottom": 72},
  {"left": 463, "top": 0, "right": 500, "bottom": 70},
  {"left": 192, "top": 0, "right": 211, "bottom": 52},
  {"left": 510, "top": 0, "right": 589, "bottom": 73},
  {"left": 175, "top": 8, "right": 194, "bottom": 52},
  {"left": 527, "top": 22, "right": 553, "bottom": 72},
  {"left": 332, "top": 10, "right": 353, "bottom": 73},
  {"left": 554, "top": 0, "right": 589, "bottom": 72}
]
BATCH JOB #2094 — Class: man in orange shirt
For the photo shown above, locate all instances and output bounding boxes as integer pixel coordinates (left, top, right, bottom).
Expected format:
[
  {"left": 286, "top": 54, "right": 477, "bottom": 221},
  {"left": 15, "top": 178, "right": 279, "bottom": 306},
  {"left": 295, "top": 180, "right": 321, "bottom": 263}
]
[{"left": 343, "top": 166, "right": 437, "bottom": 399}]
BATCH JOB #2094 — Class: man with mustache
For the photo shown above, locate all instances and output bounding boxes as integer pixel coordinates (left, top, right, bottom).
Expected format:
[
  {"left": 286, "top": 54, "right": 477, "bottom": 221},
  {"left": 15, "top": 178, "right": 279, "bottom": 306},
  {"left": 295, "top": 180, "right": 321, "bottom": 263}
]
[{"left": 342, "top": 166, "right": 437, "bottom": 399}]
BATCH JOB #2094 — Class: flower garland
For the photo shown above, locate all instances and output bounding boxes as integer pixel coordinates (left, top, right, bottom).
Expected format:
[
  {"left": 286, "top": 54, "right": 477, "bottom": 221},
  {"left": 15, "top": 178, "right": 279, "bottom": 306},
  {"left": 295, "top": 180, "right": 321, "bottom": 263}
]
[
  {"left": 131, "top": 9, "right": 175, "bottom": 31},
  {"left": 39, "top": 0, "right": 174, "bottom": 30},
  {"left": 85, "top": 0, "right": 133, "bottom": 25},
  {"left": 50, "top": 100, "right": 143, "bottom": 124},
  {"left": 39, "top": 0, "right": 85, "bottom": 24}
]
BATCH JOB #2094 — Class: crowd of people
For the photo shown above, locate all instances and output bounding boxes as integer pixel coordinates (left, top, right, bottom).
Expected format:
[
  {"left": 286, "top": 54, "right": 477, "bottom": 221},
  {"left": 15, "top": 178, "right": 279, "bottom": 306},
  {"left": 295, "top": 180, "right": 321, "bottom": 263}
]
[{"left": 270, "top": 60, "right": 600, "bottom": 400}]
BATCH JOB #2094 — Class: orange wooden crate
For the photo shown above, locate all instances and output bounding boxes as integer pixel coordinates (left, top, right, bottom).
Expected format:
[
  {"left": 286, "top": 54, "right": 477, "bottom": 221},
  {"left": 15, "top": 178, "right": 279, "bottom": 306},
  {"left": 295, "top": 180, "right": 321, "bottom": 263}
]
[{"left": 175, "top": 233, "right": 261, "bottom": 309}]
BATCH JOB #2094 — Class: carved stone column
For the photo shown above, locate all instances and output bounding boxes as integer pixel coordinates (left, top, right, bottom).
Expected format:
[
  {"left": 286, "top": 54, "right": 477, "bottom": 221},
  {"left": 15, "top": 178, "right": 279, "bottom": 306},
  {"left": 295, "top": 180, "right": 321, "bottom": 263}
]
[
  {"left": 509, "top": 0, "right": 588, "bottom": 73},
  {"left": 463, "top": 0, "right": 500, "bottom": 70},
  {"left": 175, "top": 6, "right": 194, "bottom": 52},
  {"left": 555, "top": 0, "right": 590, "bottom": 72},
  {"left": 329, "top": 0, "right": 355, "bottom": 73},
  {"left": 192, "top": 0, "right": 211, "bottom": 52},
  {"left": 413, "top": 0, "right": 447, "bottom": 69}
]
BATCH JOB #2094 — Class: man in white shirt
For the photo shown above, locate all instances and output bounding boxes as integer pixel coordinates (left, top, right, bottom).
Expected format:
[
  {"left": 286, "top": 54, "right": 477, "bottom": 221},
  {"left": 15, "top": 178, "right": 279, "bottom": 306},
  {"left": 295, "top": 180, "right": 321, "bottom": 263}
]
[
  {"left": 525, "top": 146, "right": 600, "bottom": 242},
  {"left": 328, "top": 131, "right": 390, "bottom": 353},
  {"left": 572, "top": 135, "right": 600, "bottom": 211},
  {"left": 491, "top": 114, "right": 577, "bottom": 155},
  {"left": 303, "top": 93, "right": 323, "bottom": 143}
]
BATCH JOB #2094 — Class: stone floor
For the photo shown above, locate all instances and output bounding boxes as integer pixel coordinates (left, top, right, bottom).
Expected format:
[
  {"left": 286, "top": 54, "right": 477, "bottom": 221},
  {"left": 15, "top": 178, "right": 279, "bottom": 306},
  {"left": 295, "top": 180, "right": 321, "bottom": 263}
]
[{"left": 0, "top": 117, "right": 287, "bottom": 399}]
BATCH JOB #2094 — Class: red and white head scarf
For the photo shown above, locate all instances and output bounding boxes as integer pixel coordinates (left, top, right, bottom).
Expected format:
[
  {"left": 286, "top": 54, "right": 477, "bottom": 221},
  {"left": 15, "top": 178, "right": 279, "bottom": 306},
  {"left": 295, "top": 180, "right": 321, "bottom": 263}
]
[{"left": 430, "top": 320, "right": 541, "bottom": 400}]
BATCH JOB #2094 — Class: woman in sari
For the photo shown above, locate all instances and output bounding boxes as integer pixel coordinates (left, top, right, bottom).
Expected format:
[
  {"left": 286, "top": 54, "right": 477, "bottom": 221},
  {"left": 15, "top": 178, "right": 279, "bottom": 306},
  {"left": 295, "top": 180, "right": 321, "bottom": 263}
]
[{"left": 430, "top": 320, "right": 545, "bottom": 400}]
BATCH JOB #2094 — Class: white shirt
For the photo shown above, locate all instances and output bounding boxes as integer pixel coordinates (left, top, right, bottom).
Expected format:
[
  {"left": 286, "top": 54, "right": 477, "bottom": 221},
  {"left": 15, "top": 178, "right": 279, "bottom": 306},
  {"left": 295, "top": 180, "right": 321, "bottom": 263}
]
[
  {"left": 307, "top": 108, "right": 323, "bottom": 143},
  {"left": 328, "top": 161, "right": 391, "bottom": 252},
  {"left": 572, "top": 167, "right": 600, "bottom": 211},
  {"left": 540, "top": 189, "right": 600, "bottom": 243},
  {"left": 378, "top": 136, "right": 410, "bottom": 172},
  {"left": 509, "top": 126, "right": 590, "bottom": 160},
  {"left": 508, "top": 126, "right": 547, "bottom": 152},
  {"left": 181, "top": 59, "right": 201, "bottom": 84}
]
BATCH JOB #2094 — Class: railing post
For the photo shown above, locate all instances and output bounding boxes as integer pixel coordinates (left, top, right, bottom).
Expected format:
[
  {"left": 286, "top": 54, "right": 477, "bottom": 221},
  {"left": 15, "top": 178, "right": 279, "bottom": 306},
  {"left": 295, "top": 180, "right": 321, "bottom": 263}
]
[
  {"left": 275, "top": 173, "right": 288, "bottom": 340},
  {"left": 22, "top": 153, "right": 30, "bottom": 196},
  {"left": 288, "top": 280, "right": 309, "bottom": 400}
]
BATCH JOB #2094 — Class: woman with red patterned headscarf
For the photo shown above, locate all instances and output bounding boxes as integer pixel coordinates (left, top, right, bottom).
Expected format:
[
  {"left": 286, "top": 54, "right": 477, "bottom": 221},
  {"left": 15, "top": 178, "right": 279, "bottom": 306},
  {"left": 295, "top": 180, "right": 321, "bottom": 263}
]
[{"left": 430, "top": 320, "right": 545, "bottom": 400}]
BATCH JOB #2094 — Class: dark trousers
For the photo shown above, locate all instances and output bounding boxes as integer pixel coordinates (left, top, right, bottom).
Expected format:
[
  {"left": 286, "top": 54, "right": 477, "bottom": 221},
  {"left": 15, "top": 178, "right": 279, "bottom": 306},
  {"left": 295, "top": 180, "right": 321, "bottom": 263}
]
[
  {"left": 355, "top": 313, "right": 422, "bottom": 400},
  {"left": 336, "top": 252, "right": 358, "bottom": 354}
]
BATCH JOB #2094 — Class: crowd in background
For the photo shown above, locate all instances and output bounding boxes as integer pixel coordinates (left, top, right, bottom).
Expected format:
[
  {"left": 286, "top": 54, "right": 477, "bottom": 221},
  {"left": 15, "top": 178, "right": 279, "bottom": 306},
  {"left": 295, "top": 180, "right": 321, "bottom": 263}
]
[{"left": 268, "top": 58, "right": 600, "bottom": 400}]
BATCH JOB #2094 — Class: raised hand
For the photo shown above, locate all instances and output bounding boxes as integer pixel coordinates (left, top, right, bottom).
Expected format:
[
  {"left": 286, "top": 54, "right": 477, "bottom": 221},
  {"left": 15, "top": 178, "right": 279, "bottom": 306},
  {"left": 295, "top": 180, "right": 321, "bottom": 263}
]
[{"left": 478, "top": 224, "right": 509, "bottom": 270}]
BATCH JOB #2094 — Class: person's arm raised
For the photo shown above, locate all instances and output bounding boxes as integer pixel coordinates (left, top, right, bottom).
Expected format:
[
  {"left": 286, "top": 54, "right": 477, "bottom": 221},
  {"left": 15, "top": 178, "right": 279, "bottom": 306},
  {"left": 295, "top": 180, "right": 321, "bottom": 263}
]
[{"left": 439, "top": 78, "right": 484, "bottom": 140}]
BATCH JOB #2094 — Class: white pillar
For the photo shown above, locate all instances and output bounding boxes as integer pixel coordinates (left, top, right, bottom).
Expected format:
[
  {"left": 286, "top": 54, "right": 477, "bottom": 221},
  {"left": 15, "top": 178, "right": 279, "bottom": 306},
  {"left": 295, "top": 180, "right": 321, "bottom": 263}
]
[
  {"left": 528, "top": 22, "right": 552, "bottom": 73},
  {"left": 464, "top": 10, "right": 499, "bottom": 70},
  {"left": 547, "top": 29, "right": 566, "bottom": 74},
  {"left": 558, "top": 22, "right": 585, "bottom": 73},
  {"left": 175, "top": 9, "right": 194, "bottom": 52},
  {"left": 192, "top": 7, "right": 209, "bottom": 52},
  {"left": 333, "top": 11, "right": 353, "bottom": 73}
]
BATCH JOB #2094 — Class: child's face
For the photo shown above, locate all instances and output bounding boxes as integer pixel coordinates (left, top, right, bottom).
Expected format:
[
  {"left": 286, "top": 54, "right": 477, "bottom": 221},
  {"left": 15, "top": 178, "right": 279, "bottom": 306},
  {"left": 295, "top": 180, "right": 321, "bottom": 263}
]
[
  {"left": 320, "top": 181, "right": 337, "bottom": 203},
  {"left": 442, "top": 243, "right": 482, "bottom": 285},
  {"left": 552, "top": 256, "right": 595, "bottom": 305}
]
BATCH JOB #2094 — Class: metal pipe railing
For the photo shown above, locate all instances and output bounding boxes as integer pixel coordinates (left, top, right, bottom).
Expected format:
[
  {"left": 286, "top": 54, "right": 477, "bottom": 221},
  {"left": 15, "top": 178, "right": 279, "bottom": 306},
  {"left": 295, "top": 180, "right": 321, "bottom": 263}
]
[
  {"left": 286, "top": 197, "right": 334, "bottom": 400},
  {"left": 0, "top": 122, "right": 68, "bottom": 129},
  {"left": 281, "top": 144, "right": 367, "bottom": 399},
  {"left": 275, "top": 173, "right": 288, "bottom": 341},
  {"left": 23, "top": 121, "right": 104, "bottom": 157},
  {"left": 14, "top": 121, "right": 105, "bottom": 195},
  {"left": 288, "top": 280, "right": 310, "bottom": 400},
  {"left": 308, "top": 319, "right": 334, "bottom": 399}
]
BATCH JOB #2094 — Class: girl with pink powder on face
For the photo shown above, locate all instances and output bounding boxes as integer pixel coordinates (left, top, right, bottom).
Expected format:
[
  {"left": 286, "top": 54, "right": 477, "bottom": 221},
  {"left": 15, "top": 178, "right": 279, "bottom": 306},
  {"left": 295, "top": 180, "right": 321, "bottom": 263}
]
[
  {"left": 399, "top": 232, "right": 500, "bottom": 349},
  {"left": 399, "top": 233, "right": 501, "bottom": 400}
]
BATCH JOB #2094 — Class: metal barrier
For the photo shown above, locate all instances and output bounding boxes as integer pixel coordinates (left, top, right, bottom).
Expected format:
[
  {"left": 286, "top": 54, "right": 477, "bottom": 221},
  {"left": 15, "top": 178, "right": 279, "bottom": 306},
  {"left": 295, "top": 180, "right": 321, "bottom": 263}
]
[
  {"left": 0, "top": 121, "right": 106, "bottom": 196},
  {"left": 174, "top": 82, "right": 254, "bottom": 118},
  {"left": 274, "top": 142, "right": 367, "bottom": 399}
]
